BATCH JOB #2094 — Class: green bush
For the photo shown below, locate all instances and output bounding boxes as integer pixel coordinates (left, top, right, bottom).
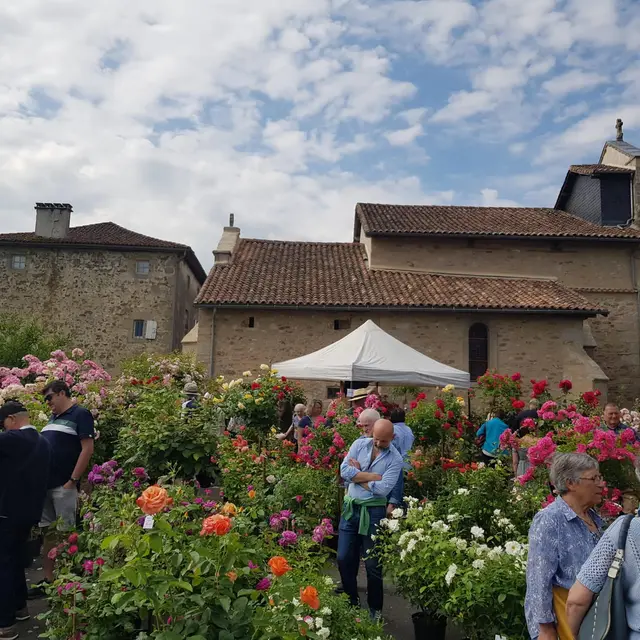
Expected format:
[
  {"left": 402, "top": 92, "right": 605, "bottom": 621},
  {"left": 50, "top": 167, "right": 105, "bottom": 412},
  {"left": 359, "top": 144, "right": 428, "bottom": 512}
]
[{"left": 0, "top": 313, "right": 72, "bottom": 368}]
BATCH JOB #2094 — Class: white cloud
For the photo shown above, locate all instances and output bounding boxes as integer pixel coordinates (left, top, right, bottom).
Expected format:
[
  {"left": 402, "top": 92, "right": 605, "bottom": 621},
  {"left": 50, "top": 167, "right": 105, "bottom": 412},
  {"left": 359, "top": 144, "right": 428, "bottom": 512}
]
[
  {"left": 0, "top": 0, "right": 638, "bottom": 275},
  {"left": 542, "top": 70, "right": 608, "bottom": 97},
  {"left": 384, "top": 124, "right": 424, "bottom": 146},
  {"left": 478, "top": 188, "right": 520, "bottom": 207}
]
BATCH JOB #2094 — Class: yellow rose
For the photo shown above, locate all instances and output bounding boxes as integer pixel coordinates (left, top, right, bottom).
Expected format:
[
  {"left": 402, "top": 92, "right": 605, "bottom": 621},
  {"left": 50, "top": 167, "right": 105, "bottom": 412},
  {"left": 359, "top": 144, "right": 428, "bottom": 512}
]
[
  {"left": 242, "top": 371, "right": 252, "bottom": 377},
  {"left": 238, "top": 402, "right": 245, "bottom": 410},
  {"left": 443, "top": 384, "right": 455, "bottom": 393},
  {"left": 255, "top": 398, "right": 263, "bottom": 405},
  {"left": 244, "top": 393, "right": 252, "bottom": 400}
]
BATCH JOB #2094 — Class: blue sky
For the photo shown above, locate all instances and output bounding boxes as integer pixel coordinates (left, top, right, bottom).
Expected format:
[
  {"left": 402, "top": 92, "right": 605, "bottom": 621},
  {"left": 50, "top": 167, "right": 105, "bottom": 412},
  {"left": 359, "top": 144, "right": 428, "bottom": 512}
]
[{"left": 0, "top": 0, "right": 639, "bottom": 270}]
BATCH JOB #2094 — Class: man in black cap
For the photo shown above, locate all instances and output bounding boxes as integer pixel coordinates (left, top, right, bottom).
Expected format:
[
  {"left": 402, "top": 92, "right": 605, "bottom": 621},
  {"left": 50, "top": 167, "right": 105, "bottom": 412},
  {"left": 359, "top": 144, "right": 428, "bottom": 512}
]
[{"left": 0, "top": 401, "right": 51, "bottom": 640}]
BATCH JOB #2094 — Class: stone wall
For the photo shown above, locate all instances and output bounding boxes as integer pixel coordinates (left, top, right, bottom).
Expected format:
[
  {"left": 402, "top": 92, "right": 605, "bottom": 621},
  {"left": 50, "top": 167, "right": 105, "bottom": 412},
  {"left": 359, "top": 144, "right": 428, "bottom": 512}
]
[
  {"left": 198, "top": 308, "right": 608, "bottom": 404},
  {"left": 0, "top": 247, "right": 183, "bottom": 371},
  {"left": 364, "top": 236, "right": 634, "bottom": 290},
  {"left": 173, "top": 259, "right": 201, "bottom": 350}
]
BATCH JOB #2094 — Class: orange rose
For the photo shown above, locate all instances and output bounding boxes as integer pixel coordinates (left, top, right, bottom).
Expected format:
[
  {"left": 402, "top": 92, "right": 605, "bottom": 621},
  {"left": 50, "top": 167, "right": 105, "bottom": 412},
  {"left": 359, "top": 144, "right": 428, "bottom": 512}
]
[
  {"left": 136, "top": 485, "right": 172, "bottom": 515},
  {"left": 300, "top": 586, "right": 320, "bottom": 610},
  {"left": 226, "top": 571, "right": 238, "bottom": 583},
  {"left": 221, "top": 502, "right": 237, "bottom": 516},
  {"left": 248, "top": 490, "right": 256, "bottom": 499},
  {"left": 200, "top": 514, "right": 232, "bottom": 536},
  {"left": 268, "top": 556, "right": 291, "bottom": 577}
]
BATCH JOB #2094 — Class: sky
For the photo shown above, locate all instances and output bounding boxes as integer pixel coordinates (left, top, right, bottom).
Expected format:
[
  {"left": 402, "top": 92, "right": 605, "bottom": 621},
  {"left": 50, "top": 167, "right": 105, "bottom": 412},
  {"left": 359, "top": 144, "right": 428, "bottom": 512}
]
[{"left": 1, "top": 0, "right": 640, "bottom": 271}]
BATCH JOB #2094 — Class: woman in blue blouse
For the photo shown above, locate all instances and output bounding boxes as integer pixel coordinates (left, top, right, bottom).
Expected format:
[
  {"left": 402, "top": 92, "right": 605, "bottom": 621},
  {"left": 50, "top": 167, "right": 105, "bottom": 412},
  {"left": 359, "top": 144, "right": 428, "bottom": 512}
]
[{"left": 525, "top": 453, "right": 604, "bottom": 639}]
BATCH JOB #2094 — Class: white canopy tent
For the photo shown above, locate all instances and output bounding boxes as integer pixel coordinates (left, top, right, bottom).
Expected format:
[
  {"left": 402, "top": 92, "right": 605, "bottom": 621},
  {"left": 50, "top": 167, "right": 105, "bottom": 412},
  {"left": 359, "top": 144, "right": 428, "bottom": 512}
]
[{"left": 273, "top": 320, "right": 471, "bottom": 388}]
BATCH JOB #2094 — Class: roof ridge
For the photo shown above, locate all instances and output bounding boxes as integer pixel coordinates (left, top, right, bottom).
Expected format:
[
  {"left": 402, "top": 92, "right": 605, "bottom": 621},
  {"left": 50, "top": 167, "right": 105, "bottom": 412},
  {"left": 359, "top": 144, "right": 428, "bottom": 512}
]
[{"left": 240, "top": 237, "right": 362, "bottom": 247}]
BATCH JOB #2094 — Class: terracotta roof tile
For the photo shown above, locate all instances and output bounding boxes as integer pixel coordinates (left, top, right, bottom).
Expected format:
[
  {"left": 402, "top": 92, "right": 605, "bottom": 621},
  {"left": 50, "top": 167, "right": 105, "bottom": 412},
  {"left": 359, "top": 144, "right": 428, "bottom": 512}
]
[
  {"left": 0, "top": 222, "right": 207, "bottom": 282},
  {"left": 355, "top": 203, "right": 640, "bottom": 239},
  {"left": 195, "top": 239, "right": 606, "bottom": 315},
  {"left": 0, "top": 221, "right": 188, "bottom": 249},
  {"left": 569, "top": 164, "right": 635, "bottom": 175}
]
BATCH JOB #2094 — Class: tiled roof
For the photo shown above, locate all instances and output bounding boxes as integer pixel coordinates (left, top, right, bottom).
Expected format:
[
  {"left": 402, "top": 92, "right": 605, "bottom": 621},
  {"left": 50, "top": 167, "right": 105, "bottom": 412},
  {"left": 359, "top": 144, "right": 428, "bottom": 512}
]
[
  {"left": 355, "top": 203, "right": 640, "bottom": 240},
  {"left": 569, "top": 164, "right": 635, "bottom": 175},
  {"left": 195, "top": 239, "right": 607, "bottom": 315},
  {"left": 0, "top": 222, "right": 207, "bottom": 282}
]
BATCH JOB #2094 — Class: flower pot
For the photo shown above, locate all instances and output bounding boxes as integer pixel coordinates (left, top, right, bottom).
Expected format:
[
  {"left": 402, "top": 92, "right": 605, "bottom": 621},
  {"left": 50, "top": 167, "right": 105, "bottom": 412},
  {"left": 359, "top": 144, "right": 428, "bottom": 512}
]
[{"left": 412, "top": 612, "right": 447, "bottom": 640}]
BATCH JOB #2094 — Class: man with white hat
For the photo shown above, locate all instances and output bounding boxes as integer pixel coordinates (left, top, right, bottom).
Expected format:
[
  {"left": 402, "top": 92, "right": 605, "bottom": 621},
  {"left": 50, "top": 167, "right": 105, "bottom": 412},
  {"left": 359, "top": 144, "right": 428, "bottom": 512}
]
[{"left": 347, "top": 387, "right": 372, "bottom": 412}]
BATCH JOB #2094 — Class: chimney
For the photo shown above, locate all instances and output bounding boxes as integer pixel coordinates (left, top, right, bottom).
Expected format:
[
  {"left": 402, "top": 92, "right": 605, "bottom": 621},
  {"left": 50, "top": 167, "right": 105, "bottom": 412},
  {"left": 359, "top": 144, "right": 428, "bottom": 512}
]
[
  {"left": 213, "top": 214, "right": 240, "bottom": 265},
  {"left": 35, "top": 203, "right": 72, "bottom": 238}
]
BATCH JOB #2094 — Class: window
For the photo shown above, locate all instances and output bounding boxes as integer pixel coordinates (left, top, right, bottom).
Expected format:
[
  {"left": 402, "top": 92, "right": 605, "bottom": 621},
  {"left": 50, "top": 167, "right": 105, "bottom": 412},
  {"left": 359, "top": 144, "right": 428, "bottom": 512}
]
[
  {"left": 184, "top": 310, "right": 190, "bottom": 335},
  {"left": 248, "top": 317, "right": 255, "bottom": 328},
  {"left": 468, "top": 323, "right": 489, "bottom": 381},
  {"left": 133, "top": 319, "right": 145, "bottom": 338},
  {"left": 327, "top": 387, "right": 341, "bottom": 400},
  {"left": 11, "top": 255, "right": 26, "bottom": 270},
  {"left": 136, "top": 261, "right": 150, "bottom": 275},
  {"left": 334, "top": 319, "right": 351, "bottom": 331}
]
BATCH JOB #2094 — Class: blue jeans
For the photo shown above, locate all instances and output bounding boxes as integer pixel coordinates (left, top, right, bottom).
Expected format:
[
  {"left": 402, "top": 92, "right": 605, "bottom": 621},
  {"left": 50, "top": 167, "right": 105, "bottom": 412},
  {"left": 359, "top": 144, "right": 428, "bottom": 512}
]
[{"left": 337, "top": 504, "right": 385, "bottom": 612}]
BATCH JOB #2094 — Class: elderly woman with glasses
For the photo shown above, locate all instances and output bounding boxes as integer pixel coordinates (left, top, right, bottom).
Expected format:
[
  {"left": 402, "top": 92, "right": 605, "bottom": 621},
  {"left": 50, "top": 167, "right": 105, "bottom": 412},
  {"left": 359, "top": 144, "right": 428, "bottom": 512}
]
[{"left": 525, "top": 452, "right": 605, "bottom": 640}]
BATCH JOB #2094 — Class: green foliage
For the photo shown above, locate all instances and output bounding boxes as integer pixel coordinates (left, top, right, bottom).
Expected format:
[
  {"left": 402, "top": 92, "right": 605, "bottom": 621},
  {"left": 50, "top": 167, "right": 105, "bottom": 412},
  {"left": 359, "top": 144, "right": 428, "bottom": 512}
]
[
  {"left": 0, "top": 313, "right": 72, "bottom": 368},
  {"left": 115, "top": 386, "right": 219, "bottom": 481},
  {"left": 120, "top": 352, "right": 206, "bottom": 387},
  {"left": 213, "top": 369, "right": 306, "bottom": 441}
]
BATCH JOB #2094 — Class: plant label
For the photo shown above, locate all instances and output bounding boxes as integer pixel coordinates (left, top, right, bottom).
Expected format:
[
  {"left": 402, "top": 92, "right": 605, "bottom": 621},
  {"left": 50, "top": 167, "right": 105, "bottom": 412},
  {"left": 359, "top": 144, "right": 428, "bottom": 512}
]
[{"left": 143, "top": 516, "right": 155, "bottom": 529}]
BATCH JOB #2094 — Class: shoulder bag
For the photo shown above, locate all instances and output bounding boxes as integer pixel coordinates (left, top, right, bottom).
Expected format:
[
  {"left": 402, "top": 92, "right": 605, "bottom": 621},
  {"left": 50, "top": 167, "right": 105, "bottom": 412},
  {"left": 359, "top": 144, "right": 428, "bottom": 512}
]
[{"left": 579, "top": 513, "right": 634, "bottom": 640}]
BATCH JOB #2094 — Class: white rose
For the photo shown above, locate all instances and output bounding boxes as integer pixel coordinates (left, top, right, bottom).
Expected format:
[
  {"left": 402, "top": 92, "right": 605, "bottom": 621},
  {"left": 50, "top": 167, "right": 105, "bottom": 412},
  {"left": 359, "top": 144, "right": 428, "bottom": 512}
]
[
  {"left": 387, "top": 519, "right": 400, "bottom": 532},
  {"left": 266, "top": 475, "right": 276, "bottom": 484},
  {"left": 471, "top": 526, "right": 485, "bottom": 539},
  {"left": 260, "top": 364, "right": 270, "bottom": 370},
  {"left": 505, "top": 541, "right": 522, "bottom": 556},
  {"left": 472, "top": 559, "right": 485, "bottom": 570},
  {"left": 317, "top": 629, "right": 330, "bottom": 640},
  {"left": 456, "top": 488, "right": 470, "bottom": 496},
  {"left": 493, "top": 509, "right": 501, "bottom": 516},
  {"left": 321, "top": 607, "right": 332, "bottom": 616},
  {"left": 242, "top": 371, "right": 252, "bottom": 377},
  {"left": 444, "top": 563, "right": 457, "bottom": 585},
  {"left": 323, "top": 576, "right": 334, "bottom": 587},
  {"left": 391, "top": 508, "right": 404, "bottom": 519}
]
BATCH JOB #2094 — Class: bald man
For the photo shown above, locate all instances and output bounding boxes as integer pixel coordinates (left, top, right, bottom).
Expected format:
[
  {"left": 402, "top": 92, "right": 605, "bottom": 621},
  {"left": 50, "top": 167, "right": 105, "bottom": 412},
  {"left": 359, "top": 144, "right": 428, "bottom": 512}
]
[{"left": 338, "top": 419, "right": 403, "bottom": 621}]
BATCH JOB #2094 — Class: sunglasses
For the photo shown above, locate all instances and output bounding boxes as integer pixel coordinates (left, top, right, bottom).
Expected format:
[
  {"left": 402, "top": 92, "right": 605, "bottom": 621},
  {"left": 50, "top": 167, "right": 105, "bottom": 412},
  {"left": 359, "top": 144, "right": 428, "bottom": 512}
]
[{"left": 43, "top": 394, "right": 55, "bottom": 403}]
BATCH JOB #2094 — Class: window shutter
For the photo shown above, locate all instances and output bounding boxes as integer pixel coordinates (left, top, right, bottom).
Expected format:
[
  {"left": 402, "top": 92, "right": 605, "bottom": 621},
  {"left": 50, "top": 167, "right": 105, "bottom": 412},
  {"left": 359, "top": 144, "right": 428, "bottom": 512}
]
[{"left": 145, "top": 320, "right": 158, "bottom": 340}]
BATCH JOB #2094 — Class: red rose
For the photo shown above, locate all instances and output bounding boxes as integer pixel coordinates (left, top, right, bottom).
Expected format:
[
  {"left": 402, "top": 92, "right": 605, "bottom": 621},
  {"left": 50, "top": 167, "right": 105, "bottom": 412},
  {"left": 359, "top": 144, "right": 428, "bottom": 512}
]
[
  {"left": 251, "top": 382, "right": 260, "bottom": 390},
  {"left": 511, "top": 399, "right": 525, "bottom": 410},
  {"left": 436, "top": 399, "right": 445, "bottom": 411},
  {"left": 511, "top": 373, "right": 522, "bottom": 382},
  {"left": 281, "top": 377, "right": 287, "bottom": 382},
  {"left": 447, "top": 411, "right": 455, "bottom": 420},
  {"left": 410, "top": 401, "right": 417, "bottom": 410},
  {"left": 68, "top": 545, "right": 78, "bottom": 556},
  {"left": 68, "top": 533, "right": 79, "bottom": 544},
  {"left": 558, "top": 379, "right": 572, "bottom": 392}
]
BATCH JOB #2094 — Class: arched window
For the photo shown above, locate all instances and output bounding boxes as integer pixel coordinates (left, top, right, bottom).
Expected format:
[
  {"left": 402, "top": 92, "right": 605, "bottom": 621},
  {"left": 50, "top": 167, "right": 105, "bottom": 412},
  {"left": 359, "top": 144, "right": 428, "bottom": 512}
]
[{"left": 468, "top": 323, "right": 489, "bottom": 381}]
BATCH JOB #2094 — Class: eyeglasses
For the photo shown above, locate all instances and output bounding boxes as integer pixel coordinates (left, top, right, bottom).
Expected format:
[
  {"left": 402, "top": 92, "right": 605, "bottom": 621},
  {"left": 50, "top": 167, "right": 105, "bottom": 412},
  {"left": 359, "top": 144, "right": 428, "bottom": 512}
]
[
  {"left": 579, "top": 474, "right": 604, "bottom": 483},
  {"left": 43, "top": 394, "right": 54, "bottom": 403}
]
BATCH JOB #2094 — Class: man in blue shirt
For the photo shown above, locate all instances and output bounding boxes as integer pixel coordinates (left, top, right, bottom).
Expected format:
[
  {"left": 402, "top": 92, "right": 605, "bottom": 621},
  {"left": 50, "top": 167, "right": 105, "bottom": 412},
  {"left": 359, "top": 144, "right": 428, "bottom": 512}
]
[
  {"left": 387, "top": 408, "right": 415, "bottom": 514},
  {"left": 476, "top": 411, "right": 509, "bottom": 465},
  {"left": 0, "top": 401, "right": 50, "bottom": 639},
  {"left": 31, "top": 381, "right": 94, "bottom": 597},
  {"left": 337, "top": 419, "right": 403, "bottom": 621}
]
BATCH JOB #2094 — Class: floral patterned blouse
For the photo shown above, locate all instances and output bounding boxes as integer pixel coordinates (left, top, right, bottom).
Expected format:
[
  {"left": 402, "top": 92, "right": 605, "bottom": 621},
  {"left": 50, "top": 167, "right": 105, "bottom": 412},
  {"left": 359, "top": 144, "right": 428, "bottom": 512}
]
[{"left": 525, "top": 496, "right": 604, "bottom": 639}]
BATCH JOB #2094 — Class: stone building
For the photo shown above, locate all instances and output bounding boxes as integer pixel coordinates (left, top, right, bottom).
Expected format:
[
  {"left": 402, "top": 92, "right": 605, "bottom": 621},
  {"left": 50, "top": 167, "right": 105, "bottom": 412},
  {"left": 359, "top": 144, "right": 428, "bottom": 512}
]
[
  {"left": 193, "top": 126, "right": 640, "bottom": 404},
  {"left": 0, "top": 203, "right": 206, "bottom": 371}
]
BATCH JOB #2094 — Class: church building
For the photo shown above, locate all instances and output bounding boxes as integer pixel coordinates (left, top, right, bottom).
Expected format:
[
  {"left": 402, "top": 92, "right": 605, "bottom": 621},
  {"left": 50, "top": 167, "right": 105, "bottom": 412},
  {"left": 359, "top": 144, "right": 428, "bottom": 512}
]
[{"left": 193, "top": 122, "right": 640, "bottom": 404}]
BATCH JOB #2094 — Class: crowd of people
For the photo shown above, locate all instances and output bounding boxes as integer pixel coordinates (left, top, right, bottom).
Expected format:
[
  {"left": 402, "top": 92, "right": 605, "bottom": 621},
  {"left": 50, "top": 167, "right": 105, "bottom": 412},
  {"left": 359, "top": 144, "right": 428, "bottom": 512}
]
[{"left": 5, "top": 376, "right": 640, "bottom": 640}]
